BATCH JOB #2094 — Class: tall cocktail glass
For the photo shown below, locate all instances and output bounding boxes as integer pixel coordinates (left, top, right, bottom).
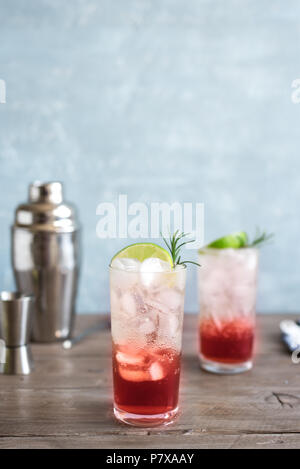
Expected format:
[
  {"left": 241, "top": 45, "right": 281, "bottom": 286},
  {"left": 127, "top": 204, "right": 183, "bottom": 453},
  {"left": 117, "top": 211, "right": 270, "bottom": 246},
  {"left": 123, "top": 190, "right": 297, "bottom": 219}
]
[
  {"left": 110, "top": 263, "right": 186, "bottom": 426},
  {"left": 198, "top": 248, "right": 258, "bottom": 374}
]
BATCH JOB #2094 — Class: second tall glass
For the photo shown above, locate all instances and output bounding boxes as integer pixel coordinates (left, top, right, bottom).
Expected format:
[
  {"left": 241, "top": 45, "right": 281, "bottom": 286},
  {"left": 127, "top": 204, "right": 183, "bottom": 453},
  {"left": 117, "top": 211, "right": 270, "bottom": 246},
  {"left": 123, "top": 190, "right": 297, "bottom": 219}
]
[
  {"left": 110, "top": 264, "right": 186, "bottom": 426},
  {"left": 198, "top": 248, "right": 258, "bottom": 374}
]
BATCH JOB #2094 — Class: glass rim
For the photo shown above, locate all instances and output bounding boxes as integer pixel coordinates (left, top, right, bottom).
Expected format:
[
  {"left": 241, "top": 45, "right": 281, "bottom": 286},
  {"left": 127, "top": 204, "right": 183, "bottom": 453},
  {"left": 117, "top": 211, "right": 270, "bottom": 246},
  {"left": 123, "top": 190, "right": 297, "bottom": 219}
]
[
  {"left": 109, "top": 263, "right": 187, "bottom": 274},
  {"left": 198, "top": 246, "right": 259, "bottom": 254}
]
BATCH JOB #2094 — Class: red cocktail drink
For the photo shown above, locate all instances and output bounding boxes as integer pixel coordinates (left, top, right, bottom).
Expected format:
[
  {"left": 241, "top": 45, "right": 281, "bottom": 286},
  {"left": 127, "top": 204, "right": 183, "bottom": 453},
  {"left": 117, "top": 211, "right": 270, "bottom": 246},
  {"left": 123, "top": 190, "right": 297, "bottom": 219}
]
[
  {"left": 113, "top": 344, "right": 181, "bottom": 416},
  {"left": 198, "top": 248, "right": 258, "bottom": 373},
  {"left": 199, "top": 317, "right": 254, "bottom": 364},
  {"left": 110, "top": 260, "right": 186, "bottom": 426}
]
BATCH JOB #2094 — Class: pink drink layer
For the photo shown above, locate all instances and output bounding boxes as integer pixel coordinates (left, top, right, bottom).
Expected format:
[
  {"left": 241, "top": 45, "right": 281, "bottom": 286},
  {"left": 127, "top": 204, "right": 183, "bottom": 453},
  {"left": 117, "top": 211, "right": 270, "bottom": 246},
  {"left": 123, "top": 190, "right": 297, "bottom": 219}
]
[
  {"left": 200, "top": 317, "right": 255, "bottom": 364},
  {"left": 113, "top": 343, "right": 181, "bottom": 415}
]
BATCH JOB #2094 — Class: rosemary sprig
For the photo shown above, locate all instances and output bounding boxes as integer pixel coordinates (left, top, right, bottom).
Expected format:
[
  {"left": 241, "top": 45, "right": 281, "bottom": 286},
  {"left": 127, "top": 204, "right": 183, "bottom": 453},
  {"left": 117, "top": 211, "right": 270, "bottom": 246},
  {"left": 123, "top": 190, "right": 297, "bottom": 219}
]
[
  {"left": 246, "top": 228, "right": 274, "bottom": 248},
  {"left": 162, "top": 230, "right": 200, "bottom": 268}
]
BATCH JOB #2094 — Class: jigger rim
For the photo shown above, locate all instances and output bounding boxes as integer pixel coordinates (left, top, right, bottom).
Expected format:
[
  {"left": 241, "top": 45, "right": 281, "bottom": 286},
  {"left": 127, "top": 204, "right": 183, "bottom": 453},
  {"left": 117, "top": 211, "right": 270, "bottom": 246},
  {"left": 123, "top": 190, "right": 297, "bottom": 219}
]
[{"left": 0, "top": 291, "right": 34, "bottom": 303}]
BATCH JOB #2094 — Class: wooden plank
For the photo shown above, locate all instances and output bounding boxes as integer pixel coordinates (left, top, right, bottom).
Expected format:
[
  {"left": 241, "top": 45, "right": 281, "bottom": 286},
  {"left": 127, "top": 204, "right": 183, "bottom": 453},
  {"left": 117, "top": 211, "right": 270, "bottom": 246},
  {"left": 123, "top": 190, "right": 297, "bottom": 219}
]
[
  {"left": 0, "top": 434, "right": 239, "bottom": 449},
  {"left": 0, "top": 433, "right": 300, "bottom": 449},
  {"left": 0, "top": 313, "right": 299, "bottom": 449}
]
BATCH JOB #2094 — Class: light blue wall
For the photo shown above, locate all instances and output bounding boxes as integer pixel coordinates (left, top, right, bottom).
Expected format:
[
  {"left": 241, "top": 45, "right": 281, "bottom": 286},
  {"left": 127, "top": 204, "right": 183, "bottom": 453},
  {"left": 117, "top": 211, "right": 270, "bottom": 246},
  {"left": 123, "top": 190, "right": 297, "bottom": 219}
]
[{"left": 0, "top": 0, "right": 300, "bottom": 314}]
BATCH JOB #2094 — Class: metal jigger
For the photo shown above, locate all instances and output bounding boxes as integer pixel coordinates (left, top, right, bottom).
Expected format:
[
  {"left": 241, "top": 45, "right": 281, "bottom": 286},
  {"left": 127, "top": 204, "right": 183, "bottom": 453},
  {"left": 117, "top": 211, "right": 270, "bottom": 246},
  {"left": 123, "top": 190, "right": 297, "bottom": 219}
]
[{"left": 0, "top": 292, "right": 34, "bottom": 375}]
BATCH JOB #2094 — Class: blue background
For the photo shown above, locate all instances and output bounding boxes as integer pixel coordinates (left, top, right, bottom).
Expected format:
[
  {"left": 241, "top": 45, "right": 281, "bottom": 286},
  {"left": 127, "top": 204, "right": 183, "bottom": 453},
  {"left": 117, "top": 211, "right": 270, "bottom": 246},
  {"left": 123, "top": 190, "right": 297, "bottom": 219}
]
[{"left": 0, "top": 0, "right": 299, "bottom": 314}]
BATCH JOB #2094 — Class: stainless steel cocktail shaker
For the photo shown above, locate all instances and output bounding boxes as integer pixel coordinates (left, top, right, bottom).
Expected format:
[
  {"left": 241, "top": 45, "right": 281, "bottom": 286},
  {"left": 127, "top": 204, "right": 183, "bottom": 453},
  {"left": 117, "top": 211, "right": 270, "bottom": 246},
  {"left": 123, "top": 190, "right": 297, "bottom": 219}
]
[{"left": 11, "top": 182, "right": 81, "bottom": 343}]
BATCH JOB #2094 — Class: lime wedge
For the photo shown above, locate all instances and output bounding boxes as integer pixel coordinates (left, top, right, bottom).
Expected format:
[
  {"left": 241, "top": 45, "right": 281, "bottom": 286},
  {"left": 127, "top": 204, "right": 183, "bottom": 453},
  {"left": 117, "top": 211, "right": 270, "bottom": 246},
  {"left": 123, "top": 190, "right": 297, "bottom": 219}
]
[
  {"left": 206, "top": 231, "right": 248, "bottom": 249},
  {"left": 111, "top": 242, "right": 173, "bottom": 266}
]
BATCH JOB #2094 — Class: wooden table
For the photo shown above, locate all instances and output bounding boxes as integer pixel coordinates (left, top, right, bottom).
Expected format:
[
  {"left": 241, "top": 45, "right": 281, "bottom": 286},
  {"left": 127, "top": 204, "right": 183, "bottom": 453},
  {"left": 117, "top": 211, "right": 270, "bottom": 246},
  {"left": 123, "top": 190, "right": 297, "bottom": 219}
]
[{"left": 0, "top": 314, "right": 299, "bottom": 449}]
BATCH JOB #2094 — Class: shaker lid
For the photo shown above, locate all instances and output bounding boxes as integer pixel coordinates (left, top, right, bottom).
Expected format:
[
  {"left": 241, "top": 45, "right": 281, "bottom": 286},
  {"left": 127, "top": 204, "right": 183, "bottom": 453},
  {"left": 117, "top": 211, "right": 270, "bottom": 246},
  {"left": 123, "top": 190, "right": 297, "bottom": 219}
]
[
  {"left": 29, "top": 181, "right": 63, "bottom": 204},
  {"left": 13, "top": 181, "right": 79, "bottom": 232}
]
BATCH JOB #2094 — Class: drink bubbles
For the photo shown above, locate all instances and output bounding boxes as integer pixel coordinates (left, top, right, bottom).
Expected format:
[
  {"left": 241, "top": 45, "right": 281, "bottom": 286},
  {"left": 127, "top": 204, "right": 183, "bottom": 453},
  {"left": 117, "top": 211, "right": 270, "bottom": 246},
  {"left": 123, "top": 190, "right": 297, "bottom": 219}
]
[{"left": 110, "top": 258, "right": 185, "bottom": 351}]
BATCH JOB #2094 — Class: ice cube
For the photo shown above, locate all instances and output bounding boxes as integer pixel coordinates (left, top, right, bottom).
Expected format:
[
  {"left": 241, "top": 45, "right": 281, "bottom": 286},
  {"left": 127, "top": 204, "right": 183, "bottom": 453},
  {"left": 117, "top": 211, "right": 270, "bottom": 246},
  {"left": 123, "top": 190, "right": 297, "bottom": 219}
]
[
  {"left": 116, "top": 351, "right": 145, "bottom": 366},
  {"left": 169, "top": 313, "right": 180, "bottom": 336},
  {"left": 140, "top": 258, "right": 172, "bottom": 287},
  {"left": 110, "top": 289, "right": 121, "bottom": 316},
  {"left": 235, "top": 284, "right": 256, "bottom": 315},
  {"left": 141, "top": 258, "right": 172, "bottom": 272},
  {"left": 111, "top": 319, "right": 131, "bottom": 344},
  {"left": 146, "top": 298, "right": 171, "bottom": 315},
  {"left": 120, "top": 291, "right": 137, "bottom": 318},
  {"left": 174, "top": 265, "right": 186, "bottom": 290},
  {"left": 139, "top": 317, "right": 156, "bottom": 335},
  {"left": 110, "top": 258, "right": 141, "bottom": 292},
  {"left": 111, "top": 258, "right": 141, "bottom": 272},
  {"left": 119, "top": 367, "right": 150, "bottom": 382},
  {"left": 110, "top": 269, "right": 139, "bottom": 292},
  {"left": 149, "top": 361, "right": 165, "bottom": 381},
  {"left": 234, "top": 249, "right": 258, "bottom": 272},
  {"left": 156, "top": 288, "right": 183, "bottom": 311},
  {"left": 158, "top": 311, "right": 180, "bottom": 338}
]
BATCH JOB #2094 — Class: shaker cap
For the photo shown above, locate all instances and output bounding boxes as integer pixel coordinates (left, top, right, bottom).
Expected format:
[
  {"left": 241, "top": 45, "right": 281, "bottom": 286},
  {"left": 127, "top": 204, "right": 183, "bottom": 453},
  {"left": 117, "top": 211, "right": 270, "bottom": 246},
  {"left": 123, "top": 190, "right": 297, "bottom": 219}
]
[
  {"left": 29, "top": 181, "right": 63, "bottom": 204},
  {"left": 13, "top": 181, "right": 79, "bottom": 233}
]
